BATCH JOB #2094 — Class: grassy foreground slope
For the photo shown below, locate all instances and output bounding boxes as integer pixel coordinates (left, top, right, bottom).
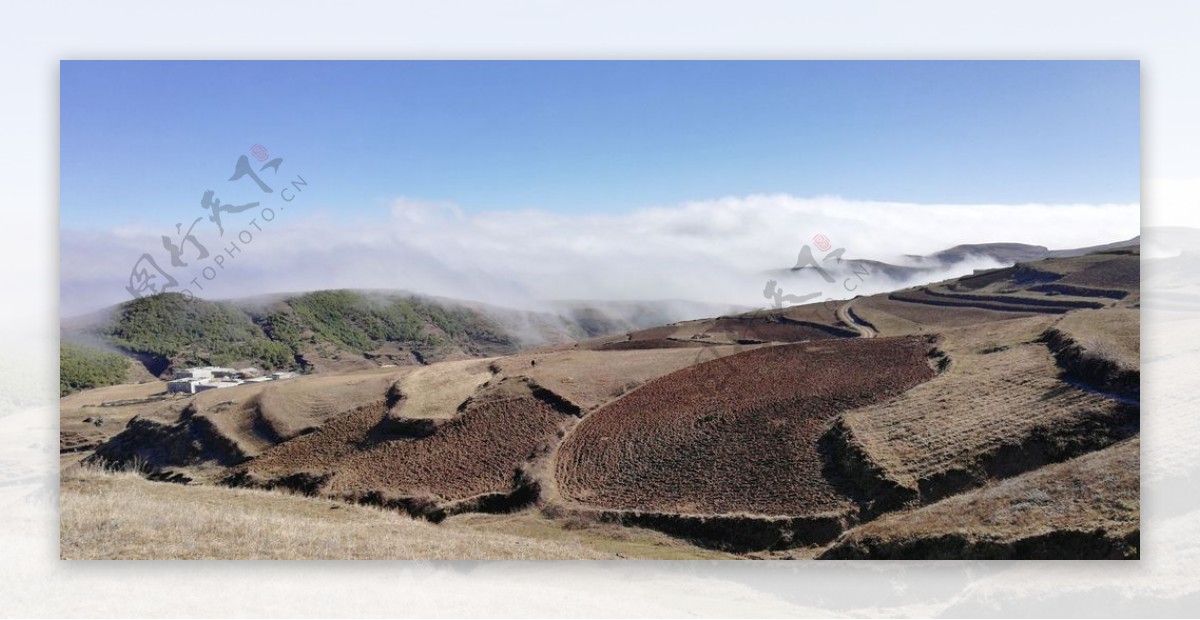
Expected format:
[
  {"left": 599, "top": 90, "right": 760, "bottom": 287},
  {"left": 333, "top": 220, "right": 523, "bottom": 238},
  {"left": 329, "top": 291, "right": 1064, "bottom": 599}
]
[
  {"left": 60, "top": 462, "right": 730, "bottom": 560},
  {"left": 60, "top": 463, "right": 607, "bottom": 560}
]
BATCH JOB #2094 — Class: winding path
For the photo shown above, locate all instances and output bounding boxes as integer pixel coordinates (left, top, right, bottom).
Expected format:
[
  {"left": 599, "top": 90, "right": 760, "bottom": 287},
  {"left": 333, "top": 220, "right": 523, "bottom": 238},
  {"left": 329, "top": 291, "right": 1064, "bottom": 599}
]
[{"left": 837, "top": 299, "right": 877, "bottom": 338}]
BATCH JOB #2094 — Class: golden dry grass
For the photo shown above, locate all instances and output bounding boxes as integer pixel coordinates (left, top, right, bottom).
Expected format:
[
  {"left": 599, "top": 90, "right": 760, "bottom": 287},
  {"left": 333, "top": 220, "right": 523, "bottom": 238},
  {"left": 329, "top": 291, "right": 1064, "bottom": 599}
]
[
  {"left": 396, "top": 358, "right": 497, "bottom": 419},
  {"left": 60, "top": 464, "right": 610, "bottom": 560},
  {"left": 60, "top": 463, "right": 730, "bottom": 560},
  {"left": 59, "top": 381, "right": 186, "bottom": 453},
  {"left": 187, "top": 370, "right": 409, "bottom": 467},
  {"left": 250, "top": 367, "right": 412, "bottom": 440},
  {"left": 1054, "top": 307, "right": 1141, "bottom": 372},
  {"left": 825, "top": 438, "right": 1139, "bottom": 558},
  {"left": 854, "top": 293, "right": 1035, "bottom": 335},
  {"left": 841, "top": 315, "right": 1129, "bottom": 490}
]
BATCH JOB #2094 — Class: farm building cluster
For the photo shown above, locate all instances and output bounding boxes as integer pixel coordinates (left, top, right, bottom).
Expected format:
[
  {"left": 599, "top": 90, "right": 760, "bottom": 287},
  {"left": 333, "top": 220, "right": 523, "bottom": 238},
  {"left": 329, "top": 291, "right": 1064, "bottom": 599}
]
[{"left": 165, "top": 366, "right": 298, "bottom": 394}]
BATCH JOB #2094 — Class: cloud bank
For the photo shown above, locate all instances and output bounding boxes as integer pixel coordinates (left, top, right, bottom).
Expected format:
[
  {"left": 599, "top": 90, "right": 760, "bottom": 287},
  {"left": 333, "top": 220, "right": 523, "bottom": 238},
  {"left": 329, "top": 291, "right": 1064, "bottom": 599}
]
[{"left": 60, "top": 194, "right": 1139, "bottom": 317}]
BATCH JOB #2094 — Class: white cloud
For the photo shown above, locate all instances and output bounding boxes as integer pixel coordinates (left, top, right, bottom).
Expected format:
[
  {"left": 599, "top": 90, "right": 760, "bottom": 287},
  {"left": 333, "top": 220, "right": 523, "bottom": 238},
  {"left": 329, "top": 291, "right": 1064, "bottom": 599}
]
[{"left": 60, "top": 194, "right": 1140, "bottom": 317}]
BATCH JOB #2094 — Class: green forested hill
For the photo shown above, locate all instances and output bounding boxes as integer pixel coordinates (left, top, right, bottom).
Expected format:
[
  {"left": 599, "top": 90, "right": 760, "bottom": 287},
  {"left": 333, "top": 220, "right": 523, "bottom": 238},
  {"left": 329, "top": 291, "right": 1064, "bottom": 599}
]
[
  {"left": 60, "top": 342, "right": 132, "bottom": 396},
  {"left": 62, "top": 291, "right": 746, "bottom": 385},
  {"left": 72, "top": 291, "right": 520, "bottom": 377}
]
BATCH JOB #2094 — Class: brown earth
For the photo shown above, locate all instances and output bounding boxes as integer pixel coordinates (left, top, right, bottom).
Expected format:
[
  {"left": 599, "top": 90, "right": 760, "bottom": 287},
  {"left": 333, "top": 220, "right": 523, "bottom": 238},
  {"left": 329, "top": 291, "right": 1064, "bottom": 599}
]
[
  {"left": 232, "top": 377, "right": 575, "bottom": 516},
  {"left": 489, "top": 345, "right": 753, "bottom": 412},
  {"left": 555, "top": 338, "right": 935, "bottom": 517}
]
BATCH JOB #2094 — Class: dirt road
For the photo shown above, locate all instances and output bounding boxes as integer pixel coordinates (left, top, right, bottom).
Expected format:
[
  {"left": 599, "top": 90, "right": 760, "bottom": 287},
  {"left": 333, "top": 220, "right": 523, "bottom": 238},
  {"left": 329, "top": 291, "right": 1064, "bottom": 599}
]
[{"left": 837, "top": 299, "right": 877, "bottom": 338}]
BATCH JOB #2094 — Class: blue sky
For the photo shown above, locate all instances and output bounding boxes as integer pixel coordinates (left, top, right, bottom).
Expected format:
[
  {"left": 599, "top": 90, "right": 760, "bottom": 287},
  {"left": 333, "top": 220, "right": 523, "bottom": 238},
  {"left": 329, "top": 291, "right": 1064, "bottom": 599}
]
[{"left": 60, "top": 60, "right": 1139, "bottom": 230}]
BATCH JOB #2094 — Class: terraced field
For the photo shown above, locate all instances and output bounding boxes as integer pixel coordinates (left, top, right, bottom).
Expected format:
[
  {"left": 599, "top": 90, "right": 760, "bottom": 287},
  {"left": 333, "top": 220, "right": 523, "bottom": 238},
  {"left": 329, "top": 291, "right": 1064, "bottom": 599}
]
[
  {"left": 881, "top": 249, "right": 1136, "bottom": 320},
  {"left": 1057, "top": 254, "right": 1139, "bottom": 291},
  {"left": 698, "top": 316, "right": 858, "bottom": 343},
  {"left": 242, "top": 368, "right": 409, "bottom": 444},
  {"left": 589, "top": 306, "right": 856, "bottom": 350},
  {"left": 1053, "top": 307, "right": 1140, "bottom": 371},
  {"left": 237, "top": 378, "right": 574, "bottom": 512},
  {"left": 888, "top": 287, "right": 1099, "bottom": 314},
  {"left": 67, "top": 244, "right": 1141, "bottom": 559},
  {"left": 837, "top": 316, "right": 1137, "bottom": 503},
  {"left": 83, "top": 367, "right": 412, "bottom": 472},
  {"left": 489, "top": 345, "right": 751, "bottom": 412},
  {"left": 555, "top": 338, "right": 935, "bottom": 517},
  {"left": 596, "top": 338, "right": 704, "bottom": 351},
  {"left": 822, "top": 438, "right": 1139, "bottom": 559},
  {"left": 852, "top": 293, "right": 1036, "bottom": 334}
]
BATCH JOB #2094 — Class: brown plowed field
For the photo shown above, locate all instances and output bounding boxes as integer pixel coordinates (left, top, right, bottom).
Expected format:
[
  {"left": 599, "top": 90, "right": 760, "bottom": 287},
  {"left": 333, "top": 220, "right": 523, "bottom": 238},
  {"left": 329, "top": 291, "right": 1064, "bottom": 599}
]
[
  {"left": 555, "top": 337, "right": 935, "bottom": 516},
  {"left": 241, "top": 379, "right": 572, "bottom": 503}
]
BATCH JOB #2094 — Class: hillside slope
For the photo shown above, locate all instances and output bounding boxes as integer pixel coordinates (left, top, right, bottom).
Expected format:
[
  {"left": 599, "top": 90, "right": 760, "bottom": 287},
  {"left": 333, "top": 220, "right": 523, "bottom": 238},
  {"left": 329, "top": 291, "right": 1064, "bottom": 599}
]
[
  {"left": 64, "top": 291, "right": 550, "bottom": 377},
  {"left": 65, "top": 243, "right": 1140, "bottom": 559}
]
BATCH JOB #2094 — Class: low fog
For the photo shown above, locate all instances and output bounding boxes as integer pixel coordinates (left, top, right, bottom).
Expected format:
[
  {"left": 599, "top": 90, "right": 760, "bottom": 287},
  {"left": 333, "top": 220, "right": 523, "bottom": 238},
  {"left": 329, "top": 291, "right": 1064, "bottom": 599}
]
[{"left": 60, "top": 194, "right": 1139, "bottom": 319}]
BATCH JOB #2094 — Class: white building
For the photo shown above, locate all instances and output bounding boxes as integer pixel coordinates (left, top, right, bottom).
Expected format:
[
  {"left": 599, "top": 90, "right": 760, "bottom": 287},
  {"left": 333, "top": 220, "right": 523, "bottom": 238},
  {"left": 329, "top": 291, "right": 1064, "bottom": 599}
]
[
  {"left": 171, "top": 366, "right": 237, "bottom": 381},
  {"left": 167, "top": 366, "right": 295, "bottom": 395},
  {"left": 194, "top": 381, "right": 242, "bottom": 392},
  {"left": 166, "top": 378, "right": 205, "bottom": 394}
]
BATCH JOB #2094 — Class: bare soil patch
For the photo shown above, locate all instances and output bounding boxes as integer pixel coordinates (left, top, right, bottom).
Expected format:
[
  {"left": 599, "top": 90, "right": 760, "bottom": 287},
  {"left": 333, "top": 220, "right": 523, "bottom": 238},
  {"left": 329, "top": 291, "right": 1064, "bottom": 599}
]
[{"left": 555, "top": 338, "right": 935, "bottom": 517}]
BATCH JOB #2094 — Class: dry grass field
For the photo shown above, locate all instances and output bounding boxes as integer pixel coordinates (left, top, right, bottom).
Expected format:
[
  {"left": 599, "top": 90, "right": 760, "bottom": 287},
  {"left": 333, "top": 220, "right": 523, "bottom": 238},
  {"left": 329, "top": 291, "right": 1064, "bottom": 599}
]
[
  {"left": 60, "top": 381, "right": 187, "bottom": 453},
  {"left": 822, "top": 439, "right": 1139, "bottom": 559},
  {"left": 395, "top": 357, "right": 498, "bottom": 419},
  {"left": 250, "top": 367, "right": 411, "bottom": 439},
  {"left": 838, "top": 315, "right": 1136, "bottom": 503},
  {"left": 62, "top": 463, "right": 633, "bottom": 560},
  {"left": 1054, "top": 307, "right": 1141, "bottom": 372},
  {"left": 853, "top": 293, "right": 1036, "bottom": 334}
]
